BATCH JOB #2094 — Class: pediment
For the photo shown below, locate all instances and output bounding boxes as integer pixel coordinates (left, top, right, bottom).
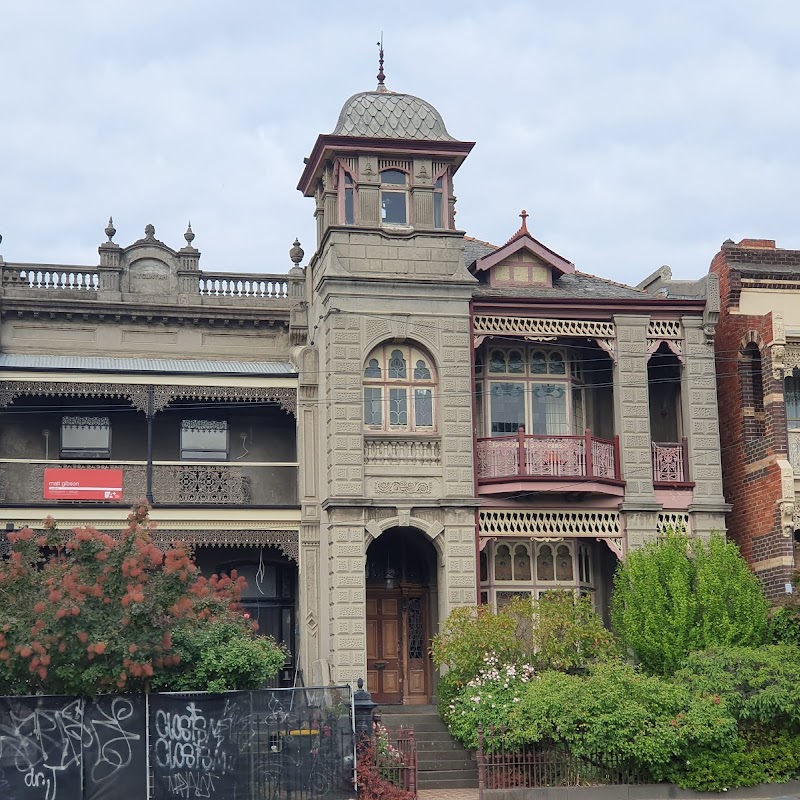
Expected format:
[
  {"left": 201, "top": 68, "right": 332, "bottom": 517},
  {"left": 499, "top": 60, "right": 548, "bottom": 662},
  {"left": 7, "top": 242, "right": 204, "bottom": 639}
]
[{"left": 474, "top": 234, "right": 574, "bottom": 289}]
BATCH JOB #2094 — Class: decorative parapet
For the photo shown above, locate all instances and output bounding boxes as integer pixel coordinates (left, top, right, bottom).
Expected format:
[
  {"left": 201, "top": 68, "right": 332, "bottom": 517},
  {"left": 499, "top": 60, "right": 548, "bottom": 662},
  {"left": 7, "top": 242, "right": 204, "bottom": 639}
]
[{"left": 364, "top": 437, "right": 441, "bottom": 466}]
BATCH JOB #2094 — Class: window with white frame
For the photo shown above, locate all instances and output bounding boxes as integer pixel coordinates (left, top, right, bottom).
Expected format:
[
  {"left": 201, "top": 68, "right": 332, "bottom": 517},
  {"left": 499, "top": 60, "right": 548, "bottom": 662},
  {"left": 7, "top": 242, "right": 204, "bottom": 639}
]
[
  {"left": 60, "top": 416, "right": 111, "bottom": 459},
  {"left": 363, "top": 344, "right": 436, "bottom": 432},
  {"left": 180, "top": 420, "right": 228, "bottom": 460},
  {"left": 477, "top": 346, "right": 584, "bottom": 437},
  {"left": 380, "top": 169, "right": 408, "bottom": 225}
]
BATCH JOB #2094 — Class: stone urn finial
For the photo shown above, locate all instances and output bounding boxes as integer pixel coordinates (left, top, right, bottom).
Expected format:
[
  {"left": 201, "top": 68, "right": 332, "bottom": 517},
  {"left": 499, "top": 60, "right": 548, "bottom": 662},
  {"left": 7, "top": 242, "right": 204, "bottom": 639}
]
[
  {"left": 184, "top": 221, "right": 195, "bottom": 246},
  {"left": 105, "top": 216, "right": 116, "bottom": 242},
  {"left": 289, "top": 238, "right": 304, "bottom": 267}
]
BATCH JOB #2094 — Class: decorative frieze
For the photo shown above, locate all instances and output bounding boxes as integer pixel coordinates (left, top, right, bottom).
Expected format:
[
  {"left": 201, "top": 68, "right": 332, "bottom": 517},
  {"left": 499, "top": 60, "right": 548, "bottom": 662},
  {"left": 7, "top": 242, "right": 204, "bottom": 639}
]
[
  {"left": 0, "top": 380, "right": 297, "bottom": 416},
  {"left": 656, "top": 512, "right": 690, "bottom": 536},
  {"left": 151, "top": 529, "right": 298, "bottom": 561},
  {"left": 479, "top": 509, "right": 621, "bottom": 538},
  {"left": 474, "top": 315, "right": 614, "bottom": 340}
]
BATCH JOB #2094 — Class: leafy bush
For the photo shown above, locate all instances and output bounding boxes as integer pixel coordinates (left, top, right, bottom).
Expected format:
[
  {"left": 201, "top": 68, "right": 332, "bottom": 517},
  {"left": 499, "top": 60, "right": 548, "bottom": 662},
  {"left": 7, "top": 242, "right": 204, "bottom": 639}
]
[
  {"left": 432, "top": 593, "right": 615, "bottom": 712},
  {"left": 674, "top": 645, "right": 800, "bottom": 732},
  {"left": 0, "top": 505, "right": 284, "bottom": 695},
  {"left": 612, "top": 532, "right": 767, "bottom": 675},
  {"left": 444, "top": 659, "right": 738, "bottom": 784},
  {"left": 770, "top": 577, "right": 800, "bottom": 646}
]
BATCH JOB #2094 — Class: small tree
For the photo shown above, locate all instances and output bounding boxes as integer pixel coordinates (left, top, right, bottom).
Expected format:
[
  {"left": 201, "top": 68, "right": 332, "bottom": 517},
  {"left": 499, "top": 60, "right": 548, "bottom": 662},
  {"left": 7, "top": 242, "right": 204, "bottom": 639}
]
[
  {"left": 0, "top": 504, "right": 285, "bottom": 695},
  {"left": 613, "top": 532, "right": 768, "bottom": 675}
]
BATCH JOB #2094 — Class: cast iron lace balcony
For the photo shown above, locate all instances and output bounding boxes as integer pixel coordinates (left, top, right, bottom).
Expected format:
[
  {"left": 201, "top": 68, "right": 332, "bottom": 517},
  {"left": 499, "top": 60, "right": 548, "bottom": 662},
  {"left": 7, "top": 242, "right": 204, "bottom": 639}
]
[
  {"left": 476, "top": 428, "right": 620, "bottom": 483},
  {"left": 651, "top": 440, "right": 690, "bottom": 484}
]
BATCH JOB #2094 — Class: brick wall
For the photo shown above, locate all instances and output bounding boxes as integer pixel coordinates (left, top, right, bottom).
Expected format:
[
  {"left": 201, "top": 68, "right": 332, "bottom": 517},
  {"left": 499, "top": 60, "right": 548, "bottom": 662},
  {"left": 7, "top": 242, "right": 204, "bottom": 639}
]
[{"left": 710, "top": 247, "right": 794, "bottom": 597}]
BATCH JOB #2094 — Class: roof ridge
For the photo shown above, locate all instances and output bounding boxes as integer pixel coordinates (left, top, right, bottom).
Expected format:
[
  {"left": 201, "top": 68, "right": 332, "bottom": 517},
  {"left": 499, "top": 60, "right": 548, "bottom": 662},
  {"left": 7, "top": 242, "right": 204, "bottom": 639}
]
[
  {"left": 463, "top": 235, "right": 499, "bottom": 249},
  {"left": 573, "top": 269, "right": 646, "bottom": 294}
]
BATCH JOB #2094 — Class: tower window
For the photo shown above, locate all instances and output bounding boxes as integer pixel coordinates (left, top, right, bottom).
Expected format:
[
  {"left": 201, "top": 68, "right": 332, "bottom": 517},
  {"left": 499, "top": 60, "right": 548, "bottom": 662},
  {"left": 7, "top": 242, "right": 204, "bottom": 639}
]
[
  {"left": 338, "top": 161, "right": 357, "bottom": 225},
  {"left": 380, "top": 169, "right": 408, "bottom": 225},
  {"left": 433, "top": 170, "right": 449, "bottom": 229}
]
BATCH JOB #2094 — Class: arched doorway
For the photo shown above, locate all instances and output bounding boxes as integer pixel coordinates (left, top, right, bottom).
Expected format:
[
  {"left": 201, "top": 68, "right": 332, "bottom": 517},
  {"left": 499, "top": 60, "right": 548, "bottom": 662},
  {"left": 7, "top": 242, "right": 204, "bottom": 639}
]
[{"left": 365, "top": 527, "right": 438, "bottom": 705}]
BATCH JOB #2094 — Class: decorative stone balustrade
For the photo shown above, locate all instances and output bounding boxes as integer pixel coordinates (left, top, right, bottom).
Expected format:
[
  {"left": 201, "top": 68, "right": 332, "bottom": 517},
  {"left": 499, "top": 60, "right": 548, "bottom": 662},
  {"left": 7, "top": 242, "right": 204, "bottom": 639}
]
[
  {"left": 2, "top": 266, "right": 99, "bottom": 291},
  {"left": 364, "top": 437, "right": 441, "bottom": 466},
  {"left": 198, "top": 273, "right": 289, "bottom": 298}
]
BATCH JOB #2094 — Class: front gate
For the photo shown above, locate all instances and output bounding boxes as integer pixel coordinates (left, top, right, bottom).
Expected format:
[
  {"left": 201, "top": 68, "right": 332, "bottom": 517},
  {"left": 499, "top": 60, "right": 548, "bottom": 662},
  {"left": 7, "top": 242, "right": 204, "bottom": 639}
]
[{"left": 0, "top": 686, "right": 355, "bottom": 800}]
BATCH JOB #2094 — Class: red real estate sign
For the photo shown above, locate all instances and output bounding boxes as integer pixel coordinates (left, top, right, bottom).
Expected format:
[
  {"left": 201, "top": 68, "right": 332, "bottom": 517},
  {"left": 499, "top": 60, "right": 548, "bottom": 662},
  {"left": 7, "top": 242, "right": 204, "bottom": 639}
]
[{"left": 44, "top": 468, "right": 124, "bottom": 501}]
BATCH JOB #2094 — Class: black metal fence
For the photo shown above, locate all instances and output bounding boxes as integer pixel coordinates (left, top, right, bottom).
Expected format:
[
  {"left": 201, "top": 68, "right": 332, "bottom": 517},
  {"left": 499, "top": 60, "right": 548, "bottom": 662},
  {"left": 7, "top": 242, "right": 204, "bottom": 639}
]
[
  {"left": 477, "top": 724, "right": 648, "bottom": 796},
  {"left": 0, "top": 687, "right": 355, "bottom": 800}
]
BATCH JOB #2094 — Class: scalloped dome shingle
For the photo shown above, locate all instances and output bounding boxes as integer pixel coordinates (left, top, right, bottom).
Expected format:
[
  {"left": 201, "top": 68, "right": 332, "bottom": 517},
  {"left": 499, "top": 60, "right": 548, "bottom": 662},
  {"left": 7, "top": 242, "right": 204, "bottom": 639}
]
[{"left": 332, "top": 91, "right": 456, "bottom": 141}]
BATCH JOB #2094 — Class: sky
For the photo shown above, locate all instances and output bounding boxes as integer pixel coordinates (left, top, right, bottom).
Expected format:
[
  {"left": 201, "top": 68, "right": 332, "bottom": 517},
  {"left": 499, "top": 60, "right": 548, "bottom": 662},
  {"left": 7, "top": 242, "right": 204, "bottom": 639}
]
[{"left": 2, "top": 0, "right": 799, "bottom": 286}]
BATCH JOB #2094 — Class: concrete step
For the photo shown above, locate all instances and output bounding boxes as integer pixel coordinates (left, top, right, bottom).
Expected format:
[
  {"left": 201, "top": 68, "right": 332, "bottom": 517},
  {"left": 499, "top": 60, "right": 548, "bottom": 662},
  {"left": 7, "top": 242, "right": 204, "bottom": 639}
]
[
  {"left": 411, "top": 730, "right": 466, "bottom": 743},
  {"left": 383, "top": 718, "right": 449, "bottom": 732},
  {"left": 415, "top": 739, "right": 471, "bottom": 753},
  {"left": 418, "top": 757, "right": 476, "bottom": 771},
  {"left": 418, "top": 776, "right": 479, "bottom": 790},
  {"left": 379, "top": 705, "right": 438, "bottom": 715}
]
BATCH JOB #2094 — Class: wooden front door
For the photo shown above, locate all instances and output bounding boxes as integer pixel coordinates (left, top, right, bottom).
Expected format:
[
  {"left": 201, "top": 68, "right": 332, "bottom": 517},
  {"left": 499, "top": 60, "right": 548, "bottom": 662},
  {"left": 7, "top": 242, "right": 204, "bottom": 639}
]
[
  {"left": 367, "top": 590, "right": 430, "bottom": 704},
  {"left": 366, "top": 593, "right": 402, "bottom": 704}
]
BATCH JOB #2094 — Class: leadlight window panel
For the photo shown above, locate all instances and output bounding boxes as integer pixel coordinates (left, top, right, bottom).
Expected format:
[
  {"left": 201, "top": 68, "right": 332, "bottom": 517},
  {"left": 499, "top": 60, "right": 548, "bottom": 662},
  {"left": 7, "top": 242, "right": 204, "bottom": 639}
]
[
  {"left": 530, "top": 383, "right": 568, "bottom": 435},
  {"left": 549, "top": 352, "right": 566, "bottom": 374},
  {"left": 407, "top": 598, "right": 424, "bottom": 659},
  {"left": 181, "top": 419, "right": 228, "bottom": 460},
  {"left": 786, "top": 376, "right": 800, "bottom": 426},
  {"left": 495, "top": 544, "right": 513, "bottom": 581},
  {"left": 490, "top": 382, "right": 525, "bottom": 435},
  {"left": 364, "top": 358, "right": 382, "bottom": 379},
  {"left": 513, "top": 544, "right": 532, "bottom": 581},
  {"left": 572, "top": 386, "right": 585, "bottom": 434},
  {"left": 61, "top": 416, "right": 111, "bottom": 458},
  {"left": 414, "top": 389, "right": 433, "bottom": 428},
  {"left": 555, "top": 544, "right": 574, "bottom": 581},
  {"left": 413, "top": 359, "right": 431, "bottom": 380},
  {"left": 364, "top": 388, "right": 383, "bottom": 427},
  {"left": 389, "top": 388, "right": 408, "bottom": 426},
  {"left": 389, "top": 349, "right": 407, "bottom": 379},
  {"left": 489, "top": 350, "right": 507, "bottom": 373},
  {"left": 497, "top": 591, "right": 530, "bottom": 609},
  {"left": 536, "top": 544, "right": 555, "bottom": 581},
  {"left": 508, "top": 350, "right": 524, "bottom": 374},
  {"left": 531, "top": 351, "right": 547, "bottom": 374}
]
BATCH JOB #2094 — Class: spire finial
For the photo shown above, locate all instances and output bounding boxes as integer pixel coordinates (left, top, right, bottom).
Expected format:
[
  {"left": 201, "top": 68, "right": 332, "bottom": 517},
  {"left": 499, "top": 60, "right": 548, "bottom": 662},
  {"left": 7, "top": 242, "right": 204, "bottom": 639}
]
[
  {"left": 519, "top": 209, "right": 529, "bottom": 234},
  {"left": 376, "top": 34, "right": 386, "bottom": 91}
]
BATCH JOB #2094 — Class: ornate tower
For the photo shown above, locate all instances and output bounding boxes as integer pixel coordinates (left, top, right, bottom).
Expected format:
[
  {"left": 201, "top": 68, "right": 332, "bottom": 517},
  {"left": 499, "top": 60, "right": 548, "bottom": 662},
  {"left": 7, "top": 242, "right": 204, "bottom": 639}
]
[{"left": 295, "top": 70, "right": 479, "bottom": 700}]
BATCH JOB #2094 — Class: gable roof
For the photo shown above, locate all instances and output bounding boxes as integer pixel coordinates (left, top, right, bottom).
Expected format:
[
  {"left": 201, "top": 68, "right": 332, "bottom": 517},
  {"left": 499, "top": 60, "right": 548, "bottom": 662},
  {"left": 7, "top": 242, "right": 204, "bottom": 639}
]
[{"left": 471, "top": 214, "right": 574, "bottom": 277}]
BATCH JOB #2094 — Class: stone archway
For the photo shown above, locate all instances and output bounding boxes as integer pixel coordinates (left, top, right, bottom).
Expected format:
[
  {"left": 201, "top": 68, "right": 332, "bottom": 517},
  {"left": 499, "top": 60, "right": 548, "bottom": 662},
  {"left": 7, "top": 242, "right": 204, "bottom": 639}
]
[{"left": 365, "top": 527, "right": 438, "bottom": 704}]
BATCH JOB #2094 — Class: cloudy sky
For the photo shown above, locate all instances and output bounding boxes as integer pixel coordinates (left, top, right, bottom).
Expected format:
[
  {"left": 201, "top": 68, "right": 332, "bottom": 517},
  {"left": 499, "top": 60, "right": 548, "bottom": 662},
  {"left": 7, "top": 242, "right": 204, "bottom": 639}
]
[{"left": 2, "top": 1, "right": 799, "bottom": 285}]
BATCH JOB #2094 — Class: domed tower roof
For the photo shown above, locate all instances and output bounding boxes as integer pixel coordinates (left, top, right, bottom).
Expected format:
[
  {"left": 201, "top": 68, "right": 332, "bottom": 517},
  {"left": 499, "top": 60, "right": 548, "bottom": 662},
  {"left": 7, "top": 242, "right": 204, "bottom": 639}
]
[{"left": 331, "top": 89, "right": 457, "bottom": 142}]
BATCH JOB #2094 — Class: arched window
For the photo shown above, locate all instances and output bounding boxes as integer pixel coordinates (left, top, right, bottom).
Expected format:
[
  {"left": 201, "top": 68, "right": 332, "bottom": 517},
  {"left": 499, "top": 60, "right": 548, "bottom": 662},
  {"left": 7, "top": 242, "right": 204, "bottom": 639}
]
[
  {"left": 363, "top": 343, "right": 436, "bottom": 432},
  {"left": 741, "top": 341, "right": 765, "bottom": 440}
]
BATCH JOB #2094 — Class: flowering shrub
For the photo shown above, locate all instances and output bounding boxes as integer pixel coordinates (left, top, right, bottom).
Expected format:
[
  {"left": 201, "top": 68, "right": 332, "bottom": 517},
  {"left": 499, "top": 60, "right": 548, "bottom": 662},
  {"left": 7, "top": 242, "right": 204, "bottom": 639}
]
[
  {"left": 442, "top": 652, "right": 537, "bottom": 749},
  {"left": 372, "top": 723, "right": 405, "bottom": 782},
  {"left": 0, "top": 505, "right": 285, "bottom": 695},
  {"left": 432, "top": 593, "right": 615, "bottom": 715}
]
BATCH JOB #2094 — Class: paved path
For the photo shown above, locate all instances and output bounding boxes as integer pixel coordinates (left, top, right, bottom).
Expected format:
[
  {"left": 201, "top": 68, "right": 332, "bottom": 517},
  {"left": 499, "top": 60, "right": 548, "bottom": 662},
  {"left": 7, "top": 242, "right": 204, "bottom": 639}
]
[{"left": 418, "top": 790, "right": 478, "bottom": 800}]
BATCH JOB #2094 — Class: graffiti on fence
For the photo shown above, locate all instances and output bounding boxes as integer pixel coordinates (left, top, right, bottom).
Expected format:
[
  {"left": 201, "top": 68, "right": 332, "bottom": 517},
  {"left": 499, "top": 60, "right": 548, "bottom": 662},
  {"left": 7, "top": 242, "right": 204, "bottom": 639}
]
[
  {"left": 0, "top": 687, "right": 355, "bottom": 800},
  {"left": 0, "top": 695, "right": 146, "bottom": 800}
]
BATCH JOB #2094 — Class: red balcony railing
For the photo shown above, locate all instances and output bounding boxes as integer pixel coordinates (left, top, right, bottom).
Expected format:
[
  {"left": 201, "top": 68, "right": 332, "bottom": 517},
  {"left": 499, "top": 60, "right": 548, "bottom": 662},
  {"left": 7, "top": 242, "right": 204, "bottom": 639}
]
[
  {"left": 651, "top": 439, "right": 689, "bottom": 484},
  {"left": 476, "top": 428, "right": 621, "bottom": 482}
]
